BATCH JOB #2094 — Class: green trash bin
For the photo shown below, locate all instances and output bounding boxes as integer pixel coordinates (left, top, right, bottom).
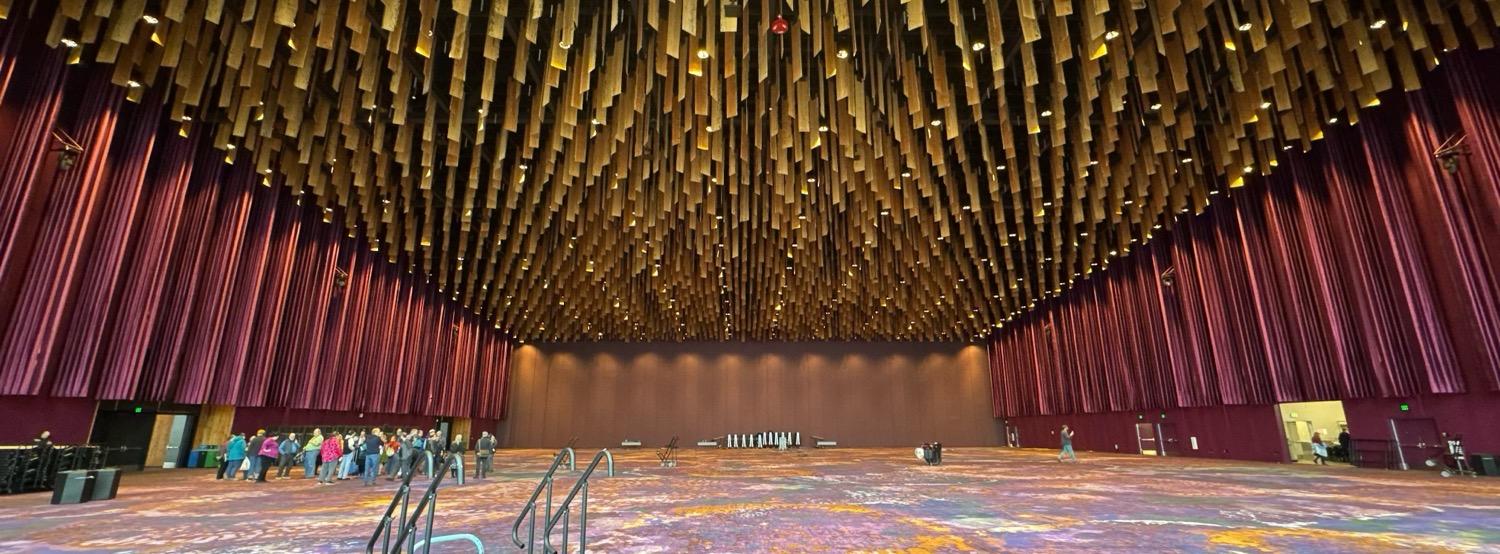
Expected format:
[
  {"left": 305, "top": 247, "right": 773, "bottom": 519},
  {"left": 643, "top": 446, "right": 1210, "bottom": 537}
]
[{"left": 197, "top": 445, "right": 220, "bottom": 468}]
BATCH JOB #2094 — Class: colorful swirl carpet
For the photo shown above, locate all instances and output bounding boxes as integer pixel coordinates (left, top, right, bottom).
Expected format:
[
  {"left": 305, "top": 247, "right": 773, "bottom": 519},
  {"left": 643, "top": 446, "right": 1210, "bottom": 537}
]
[{"left": 0, "top": 448, "right": 1496, "bottom": 552}]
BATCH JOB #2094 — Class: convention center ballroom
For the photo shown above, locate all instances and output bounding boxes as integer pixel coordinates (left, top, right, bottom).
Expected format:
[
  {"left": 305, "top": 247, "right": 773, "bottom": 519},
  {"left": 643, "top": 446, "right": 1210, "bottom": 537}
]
[{"left": 1, "top": 0, "right": 1500, "bottom": 552}]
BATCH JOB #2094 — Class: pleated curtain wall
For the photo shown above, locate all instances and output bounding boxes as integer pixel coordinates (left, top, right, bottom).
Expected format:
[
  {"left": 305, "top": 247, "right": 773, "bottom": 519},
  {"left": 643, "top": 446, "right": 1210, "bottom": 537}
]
[
  {"left": 0, "top": 20, "right": 512, "bottom": 421},
  {"left": 988, "top": 50, "right": 1500, "bottom": 419}
]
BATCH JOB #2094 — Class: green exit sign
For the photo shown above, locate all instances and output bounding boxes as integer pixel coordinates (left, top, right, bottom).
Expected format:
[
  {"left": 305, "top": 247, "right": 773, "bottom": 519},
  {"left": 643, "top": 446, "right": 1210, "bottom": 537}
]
[
  {"left": 134, "top": 406, "right": 143, "bottom": 413},
  {"left": 1399, "top": 402, "right": 1410, "bottom": 412}
]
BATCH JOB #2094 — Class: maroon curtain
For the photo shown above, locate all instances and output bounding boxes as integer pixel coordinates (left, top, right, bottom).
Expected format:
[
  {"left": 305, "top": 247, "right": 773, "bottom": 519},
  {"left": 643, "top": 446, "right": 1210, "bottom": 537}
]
[
  {"left": 989, "top": 52, "right": 1500, "bottom": 418},
  {"left": 0, "top": 67, "right": 514, "bottom": 419}
]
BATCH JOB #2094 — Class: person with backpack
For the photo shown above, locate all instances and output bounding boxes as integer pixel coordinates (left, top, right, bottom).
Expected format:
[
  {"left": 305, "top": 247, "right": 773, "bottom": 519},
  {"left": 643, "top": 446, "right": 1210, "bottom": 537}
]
[{"left": 475, "top": 432, "right": 496, "bottom": 479}]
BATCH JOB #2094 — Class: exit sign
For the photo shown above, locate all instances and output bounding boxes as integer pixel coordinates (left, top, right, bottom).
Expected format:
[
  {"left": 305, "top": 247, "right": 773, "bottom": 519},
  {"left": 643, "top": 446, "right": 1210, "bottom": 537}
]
[{"left": 1399, "top": 402, "right": 1410, "bottom": 412}]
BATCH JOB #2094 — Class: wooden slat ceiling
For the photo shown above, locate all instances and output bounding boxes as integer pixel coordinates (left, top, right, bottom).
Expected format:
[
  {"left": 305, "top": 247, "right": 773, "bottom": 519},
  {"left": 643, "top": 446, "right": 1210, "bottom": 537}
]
[{"left": 31, "top": 0, "right": 1500, "bottom": 341}]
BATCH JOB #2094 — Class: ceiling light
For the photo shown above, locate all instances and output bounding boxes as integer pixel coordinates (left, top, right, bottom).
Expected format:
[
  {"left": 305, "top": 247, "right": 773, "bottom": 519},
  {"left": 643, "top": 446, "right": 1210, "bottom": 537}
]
[
  {"left": 1243, "top": 165, "right": 1254, "bottom": 174},
  {"left": 1149, "top": 103, "right": 1162, "bottom": 111},
  {"left": 591, "top": 118, "right": 601, "bottom": 125},
  {"left": 1040, "top": 110, "right": 1053, "bottom": 117},
  {"left": 59, "top": 38, "right": 79, "bottom": 48},
  {"left": 971, "top": 42, "right": 986, "bottom": 52},
  {"left": 1283, "top": 145, "right": 1295, "bottom": 151},
  {"left": 1238, "top": 22, "right": 1252, "bottom": 32},
  {"left": 930, "top": 119, "right": 942, "bottom": 127},
  {"left": 900, "top": 170, "right": 911, "bottom": 178},
  {"left": 127, "top": 80, "right": 143, "bottom": 88},
  {"left": 996, "top": 164, "right": 1006, "bottom": 171},
  {"left": 142, "top": 14, "right": 160, "bottom": 25},
  {"left": 1181, "top": 157, "right": 1193, "bottom": 163},
  {"left": 697, "top": 49, "right": 710, "bottom": 60},
  {"left": 1370, "top": 19, "right": 1387, "bottom": 30},
  {"left": 836, "top": 49, "right": 849, "bottom": 59},
  {"left": 1104, "top": 30, "right": 1121, "bottom": 40},
  {"left": 1328, "top": 117, "right": 1339, "bottom": 124},
  {"left": 818, "top": 125, "right": 829, "bottom": 132},
  {"left": 1224, "top": 40, "right": 1238, "bottom": 51}
]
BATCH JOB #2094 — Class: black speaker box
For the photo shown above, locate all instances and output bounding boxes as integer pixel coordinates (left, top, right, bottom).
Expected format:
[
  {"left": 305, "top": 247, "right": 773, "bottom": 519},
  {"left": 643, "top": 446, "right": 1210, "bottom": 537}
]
[
  {"left": 1470, "top": 453, "right": 1498, "bottom": 476},
  {"left": 90, "top": 468, "right": 121, "bottom": 500},
  {"left": 50, "top": 470, "right": 93, "bottom": 505}
]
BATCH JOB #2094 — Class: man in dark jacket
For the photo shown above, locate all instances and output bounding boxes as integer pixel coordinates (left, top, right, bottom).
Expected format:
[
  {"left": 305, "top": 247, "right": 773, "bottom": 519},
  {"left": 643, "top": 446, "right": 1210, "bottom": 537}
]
[
  {"left": 425, "top": 430, "right": 446, "bottom": 478},
  {"left": 362, "top": 428, "right": 384, "bottom": 486},
  {"left": 475, "top": 432, "right": 496, "bottom": 479},
  {"left": 244, "top": 430, "right": 267, "bottom": 481}
]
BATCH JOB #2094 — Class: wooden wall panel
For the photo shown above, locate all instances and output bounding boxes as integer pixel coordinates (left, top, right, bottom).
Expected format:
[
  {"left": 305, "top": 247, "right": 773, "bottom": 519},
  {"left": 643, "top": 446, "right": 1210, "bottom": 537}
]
[
  {"left": 143, "top": 414, "right": 173, "bottom": 467},
  {"left": 497, "top": 342, "right": 1002, "bottom": 448},
  {"left": 192, "top": 404, "right": 235, "bottom": 447}
]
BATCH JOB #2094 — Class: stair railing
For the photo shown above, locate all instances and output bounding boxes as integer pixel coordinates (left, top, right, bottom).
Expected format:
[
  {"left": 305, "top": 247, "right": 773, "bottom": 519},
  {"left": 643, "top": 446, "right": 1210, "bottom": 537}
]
[
  {"left": 542, "top": 449, "right": 614, "bottom": 553},
  {"left": 386, "top": 454, "right": 456, "bottom": 553},
  {"left": 367, "top": 454, "right": 428, "bottom": 553},
  {"left": 510, "top": 446, "right": 578, "bottom": 552}
]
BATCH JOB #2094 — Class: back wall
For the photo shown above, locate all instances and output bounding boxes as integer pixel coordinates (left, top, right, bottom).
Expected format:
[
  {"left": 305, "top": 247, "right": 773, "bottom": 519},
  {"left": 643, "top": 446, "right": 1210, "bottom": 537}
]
[{"left": 496, "top": 342, "right": 1001, "bottom": 448}]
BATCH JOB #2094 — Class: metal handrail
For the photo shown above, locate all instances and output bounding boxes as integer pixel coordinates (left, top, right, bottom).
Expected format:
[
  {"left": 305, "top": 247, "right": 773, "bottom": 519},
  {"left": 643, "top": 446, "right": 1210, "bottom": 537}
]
[
  {"left": 543, "top": 450, "right": 614, "bottom": 554},
  {"left": 367, "top": 453, "right": 427, "bottom": 554},
  {"left": 510, "top": 447, "right": 577, "bottom": 551},
  {"left": 413, "top": 533, "right": 485, "bottom": 553},
  {"left": 388, "top": 454, "right": 456, "bottom": 553}
]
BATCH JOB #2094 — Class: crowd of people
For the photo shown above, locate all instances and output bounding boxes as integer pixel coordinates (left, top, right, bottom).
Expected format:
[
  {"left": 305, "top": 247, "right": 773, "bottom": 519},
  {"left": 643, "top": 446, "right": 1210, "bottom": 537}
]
[{"left": 215, "top": 428, "right": 499, "bottom": 486}]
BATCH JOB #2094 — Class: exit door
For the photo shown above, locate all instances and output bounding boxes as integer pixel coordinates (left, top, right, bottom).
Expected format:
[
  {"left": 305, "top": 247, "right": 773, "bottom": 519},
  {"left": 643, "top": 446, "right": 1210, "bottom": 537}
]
[{"left": 1136, "top": 423, "right": 1160, "bottom": 455}]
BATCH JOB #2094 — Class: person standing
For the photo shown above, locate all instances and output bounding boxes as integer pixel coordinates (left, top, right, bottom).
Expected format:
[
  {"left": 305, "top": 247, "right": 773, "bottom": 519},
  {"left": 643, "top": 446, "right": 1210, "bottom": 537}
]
[
  {"left": 1311, "top": 432, "right": 1329, "bottom": 465},
  {"left": 276, "top": 433, "right": 300, "bottom": 479},
  {"left": 244, "top": 430, "right": 267, "bottom": 481},
  {"left": 302, "top": 429, "right": 324, "bottom": 478},
  {"left": 412, "top": 431, "right": 429, "bottom": 476},
  {"left": 221, "top": 433, "right": 247, "bottom": 480},
  {"left": 1338, "top": 426, "right": 1353, "bottom": 464},
  {"left": 447, "top": 434, "right": 467, "bottom": 485},
  {"left": 425, "top": 430, "right": 445, "bottom": 479},
  {"left": 1057, "top": 425, "right": 1078, "bottom": 463},
  {"left": 475, "top": 432, "right": 495, "bottom": 480},
  {"left": 382, "top": 429, "right": 402, "bottom": 477},
  {"left": 32, "top": 430, "right": 53, "bottom": 451},
  {"left": 255, "top": 434, "right": 279, "bottom": 482},
  {"left": 317, "top": 431, "right": 343, "bottom": 485},
  {"left": 338, "top": 431, "right": 358, "bottom": 481},
  {"left": 362, "top": 428, "right": 384, "bottom": 486}
]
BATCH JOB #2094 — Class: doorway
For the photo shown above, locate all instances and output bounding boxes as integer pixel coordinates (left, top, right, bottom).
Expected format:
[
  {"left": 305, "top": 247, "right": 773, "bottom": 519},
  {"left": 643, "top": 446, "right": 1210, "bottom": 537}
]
[
  {"left": 1276, "top": 400, "right": 1348, "bottom": 464},
  {"left": 1135, "top": 423, "right": 1160, "bottom": 455}
]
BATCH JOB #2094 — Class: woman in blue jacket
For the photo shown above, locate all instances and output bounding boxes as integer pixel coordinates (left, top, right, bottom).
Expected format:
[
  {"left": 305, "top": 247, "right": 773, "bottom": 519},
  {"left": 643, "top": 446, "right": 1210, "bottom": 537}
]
[{"left": 221, "top": 433, "right": 247, "bottom": 480}]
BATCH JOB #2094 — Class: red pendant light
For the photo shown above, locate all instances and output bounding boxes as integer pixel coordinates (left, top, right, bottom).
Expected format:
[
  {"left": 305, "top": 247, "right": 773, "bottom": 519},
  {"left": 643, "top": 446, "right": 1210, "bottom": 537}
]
[{"left": 770, "top": 14, "right": 790, "bottom": 35}]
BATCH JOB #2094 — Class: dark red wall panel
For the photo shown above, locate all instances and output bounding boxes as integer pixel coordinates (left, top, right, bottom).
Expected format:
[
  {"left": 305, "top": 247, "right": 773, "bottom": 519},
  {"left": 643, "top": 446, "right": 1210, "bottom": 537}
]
[{"left": 987, "top": 50, "right": 1500, "bottom": 459}]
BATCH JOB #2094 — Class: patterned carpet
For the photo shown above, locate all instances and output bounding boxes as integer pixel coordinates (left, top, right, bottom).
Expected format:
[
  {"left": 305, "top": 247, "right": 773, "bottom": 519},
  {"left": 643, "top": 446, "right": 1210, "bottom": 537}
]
[{"left": 0, "top": 448, "right": 1497, "bottom": 553}]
